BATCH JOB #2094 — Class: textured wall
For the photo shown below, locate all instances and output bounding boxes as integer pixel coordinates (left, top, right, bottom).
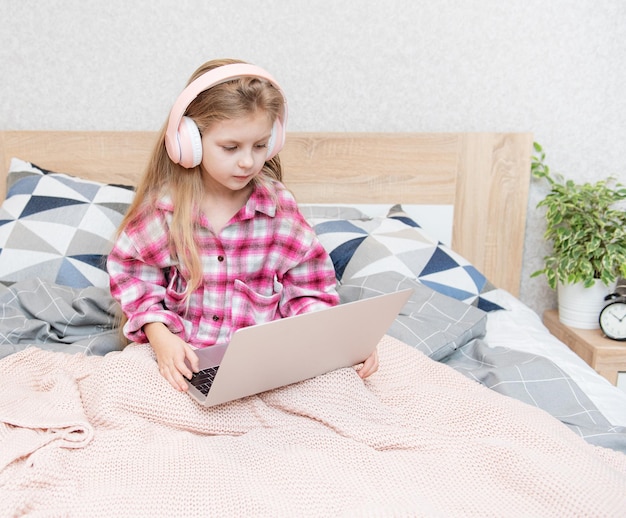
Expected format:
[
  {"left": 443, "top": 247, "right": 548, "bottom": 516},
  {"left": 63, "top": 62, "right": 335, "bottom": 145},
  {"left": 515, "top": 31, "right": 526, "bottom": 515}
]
[{"left": 1, "top": 0, "right": 625, "bottom": 317}]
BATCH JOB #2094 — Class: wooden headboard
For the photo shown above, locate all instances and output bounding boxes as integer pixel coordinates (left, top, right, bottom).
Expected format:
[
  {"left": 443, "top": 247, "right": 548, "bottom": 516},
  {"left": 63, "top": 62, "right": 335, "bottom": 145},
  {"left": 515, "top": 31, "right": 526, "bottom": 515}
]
[{"left": 0, "top": 131, "right": 532, "bottom": 296}]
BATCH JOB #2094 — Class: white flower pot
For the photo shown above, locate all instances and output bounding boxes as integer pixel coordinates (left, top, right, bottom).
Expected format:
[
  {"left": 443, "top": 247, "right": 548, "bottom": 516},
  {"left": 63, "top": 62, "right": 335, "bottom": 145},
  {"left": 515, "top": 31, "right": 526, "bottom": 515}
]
[{"left": 557, "top": 280, "right": 615, "bottom": 329}]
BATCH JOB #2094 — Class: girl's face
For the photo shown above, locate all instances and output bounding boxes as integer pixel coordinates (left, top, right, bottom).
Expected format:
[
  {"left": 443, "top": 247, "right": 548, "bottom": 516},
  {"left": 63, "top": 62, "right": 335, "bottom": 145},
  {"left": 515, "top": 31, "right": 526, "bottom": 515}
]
[{"left": 199, "top": 111, "right": 273, "bottom": 195}]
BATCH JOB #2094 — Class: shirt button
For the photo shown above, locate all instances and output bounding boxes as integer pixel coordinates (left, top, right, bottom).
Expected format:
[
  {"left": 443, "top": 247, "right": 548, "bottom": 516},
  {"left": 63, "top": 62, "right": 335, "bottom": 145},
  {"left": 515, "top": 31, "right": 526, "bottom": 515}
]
[
  {"left": 212, "top": 315, "right": 220, "bottom": 321},
  {"left": 217, "top": 255, "right": 224, "bottom": 262}
]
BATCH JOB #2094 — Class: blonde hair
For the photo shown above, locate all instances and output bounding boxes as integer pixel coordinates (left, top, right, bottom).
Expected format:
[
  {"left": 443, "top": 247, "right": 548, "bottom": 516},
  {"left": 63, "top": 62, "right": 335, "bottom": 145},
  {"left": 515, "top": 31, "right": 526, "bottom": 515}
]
[{"left": 118, "top": 58, "right": 285, "bottom": 299}]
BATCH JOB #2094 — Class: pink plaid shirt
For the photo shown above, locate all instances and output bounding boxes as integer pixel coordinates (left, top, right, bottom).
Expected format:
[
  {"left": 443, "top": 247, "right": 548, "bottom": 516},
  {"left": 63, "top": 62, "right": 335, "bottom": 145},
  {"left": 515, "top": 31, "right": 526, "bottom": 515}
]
[{"left": 107, "top": 180, "right": 339, "bottom": 347}]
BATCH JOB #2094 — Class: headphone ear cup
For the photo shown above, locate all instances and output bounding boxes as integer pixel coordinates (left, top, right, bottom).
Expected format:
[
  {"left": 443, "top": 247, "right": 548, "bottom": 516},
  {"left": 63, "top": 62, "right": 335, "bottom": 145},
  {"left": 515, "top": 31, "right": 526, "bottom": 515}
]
[
  {"left": 266, "top": 118, "right": 285, "bottom": 160},
  {"left": 177, "top": 116, "right": 203, "bottom": 168}
]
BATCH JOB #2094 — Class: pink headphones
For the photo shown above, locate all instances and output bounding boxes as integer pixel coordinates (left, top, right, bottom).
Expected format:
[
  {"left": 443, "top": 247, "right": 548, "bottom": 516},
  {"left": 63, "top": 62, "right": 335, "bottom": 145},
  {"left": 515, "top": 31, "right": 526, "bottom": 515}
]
[{"left": 164, "top": 63, "right": 288, "bottom": 169}]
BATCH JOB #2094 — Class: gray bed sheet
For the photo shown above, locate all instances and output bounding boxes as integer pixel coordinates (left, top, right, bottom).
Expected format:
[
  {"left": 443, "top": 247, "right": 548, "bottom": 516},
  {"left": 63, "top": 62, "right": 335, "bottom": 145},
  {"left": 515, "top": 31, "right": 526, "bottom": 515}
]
[
  {"left": 0, "top": 278, "right": 124, "bottom": 359},
  {"left": 443, "top": 339, "right": 626, "bottom": 453}
]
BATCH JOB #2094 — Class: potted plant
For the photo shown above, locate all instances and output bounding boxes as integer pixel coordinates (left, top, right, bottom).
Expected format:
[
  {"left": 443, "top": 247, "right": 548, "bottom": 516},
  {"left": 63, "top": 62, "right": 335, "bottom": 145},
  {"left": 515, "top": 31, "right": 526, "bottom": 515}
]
[{"left": 531, "top": 142, "right": 626, "bottom": 328}]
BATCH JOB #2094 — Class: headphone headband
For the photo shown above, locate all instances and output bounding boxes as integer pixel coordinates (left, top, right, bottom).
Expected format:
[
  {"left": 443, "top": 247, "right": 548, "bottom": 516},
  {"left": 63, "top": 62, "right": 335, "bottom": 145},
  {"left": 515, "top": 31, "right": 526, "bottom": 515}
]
[{"left": 165, "top": 63, "right": 288, "bottom": 168}]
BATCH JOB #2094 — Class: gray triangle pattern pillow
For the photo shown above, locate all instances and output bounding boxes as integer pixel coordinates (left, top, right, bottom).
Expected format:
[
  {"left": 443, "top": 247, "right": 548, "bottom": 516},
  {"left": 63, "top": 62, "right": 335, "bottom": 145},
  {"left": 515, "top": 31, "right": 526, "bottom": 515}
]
[
  {"left": 0, "top": 159, "right": 135, "bottom": 289},
  {"left": 308, "top": 204, "right": 505, "bottom": 312}
]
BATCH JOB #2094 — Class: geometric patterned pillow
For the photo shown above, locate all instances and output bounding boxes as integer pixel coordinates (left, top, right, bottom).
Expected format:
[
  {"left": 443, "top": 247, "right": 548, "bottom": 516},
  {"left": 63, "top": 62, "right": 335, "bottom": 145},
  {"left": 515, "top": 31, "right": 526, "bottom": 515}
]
[
  {"left": 308, "top": 204, "right": 505, "bottom": 312},
  {"left": 0, "top": 158, "right": 135, "bottom": 290},
  {"left": 298, "top": 205, "right": 368, "bottom": 221}
]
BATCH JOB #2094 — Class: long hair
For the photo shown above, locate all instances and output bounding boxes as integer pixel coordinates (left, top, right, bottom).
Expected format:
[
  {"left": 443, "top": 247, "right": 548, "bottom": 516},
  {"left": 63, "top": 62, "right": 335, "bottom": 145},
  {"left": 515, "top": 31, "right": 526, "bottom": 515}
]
[{"left": 117, "top": 58, "right": 285, "bottom": 301}]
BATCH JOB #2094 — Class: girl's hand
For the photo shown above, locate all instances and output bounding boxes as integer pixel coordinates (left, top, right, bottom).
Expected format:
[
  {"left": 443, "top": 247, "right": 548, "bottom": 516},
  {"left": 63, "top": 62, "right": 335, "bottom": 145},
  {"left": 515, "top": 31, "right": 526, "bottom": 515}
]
[
  {"left": 144, "top": 323, "right": 200, "bottom": 391},
  {"left": 356, "top": 348, "right": 379, "bottom": 379}
]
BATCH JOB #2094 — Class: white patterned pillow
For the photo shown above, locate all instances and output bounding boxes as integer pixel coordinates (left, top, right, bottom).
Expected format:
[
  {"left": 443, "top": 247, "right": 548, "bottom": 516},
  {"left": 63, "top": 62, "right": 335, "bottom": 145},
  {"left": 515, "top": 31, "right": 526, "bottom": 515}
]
[
  {"left": 298, "top": 205, "right": 368, "bottom": 220},
  {"left": 0, "top": 158, "right": 135, "bottom": 289},
  {"left": 309, "top": 204, "right": 505, "bottom": 312}
]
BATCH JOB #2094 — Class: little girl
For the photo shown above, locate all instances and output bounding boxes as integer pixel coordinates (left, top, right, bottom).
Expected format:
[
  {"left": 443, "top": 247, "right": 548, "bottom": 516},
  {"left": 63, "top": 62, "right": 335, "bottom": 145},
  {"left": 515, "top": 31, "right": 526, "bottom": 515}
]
[{"left": 107, "top": 58, "right": 379, "bottom": 392}]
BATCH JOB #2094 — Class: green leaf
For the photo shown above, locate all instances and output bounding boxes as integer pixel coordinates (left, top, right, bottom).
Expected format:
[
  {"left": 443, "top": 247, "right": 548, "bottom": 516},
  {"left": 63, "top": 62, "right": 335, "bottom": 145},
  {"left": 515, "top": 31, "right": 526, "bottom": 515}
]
[{"left": 530, "top": 141, "right": 626, "bottom": 290}]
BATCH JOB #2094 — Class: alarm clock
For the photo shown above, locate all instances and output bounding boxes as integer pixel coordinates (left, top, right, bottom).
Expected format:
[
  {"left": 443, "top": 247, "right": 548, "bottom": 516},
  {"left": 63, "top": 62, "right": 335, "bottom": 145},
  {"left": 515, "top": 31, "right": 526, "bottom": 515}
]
[{"left": 599, "top": 292, "right": 626, "bottom": 341}]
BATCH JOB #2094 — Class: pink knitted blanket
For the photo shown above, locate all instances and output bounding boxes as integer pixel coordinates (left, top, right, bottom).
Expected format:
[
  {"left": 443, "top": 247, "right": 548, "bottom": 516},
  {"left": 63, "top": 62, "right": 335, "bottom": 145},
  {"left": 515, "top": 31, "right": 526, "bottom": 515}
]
[{"left": 1, "top": 336, "right": 625, "bottom": 516}]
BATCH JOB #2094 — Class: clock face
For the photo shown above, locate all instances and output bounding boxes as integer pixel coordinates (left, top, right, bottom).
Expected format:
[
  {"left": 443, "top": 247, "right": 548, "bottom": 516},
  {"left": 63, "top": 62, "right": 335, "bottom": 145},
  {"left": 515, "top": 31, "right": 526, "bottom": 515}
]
[{"left": 599, "top": 301, "right": 626, "bottom": 341}]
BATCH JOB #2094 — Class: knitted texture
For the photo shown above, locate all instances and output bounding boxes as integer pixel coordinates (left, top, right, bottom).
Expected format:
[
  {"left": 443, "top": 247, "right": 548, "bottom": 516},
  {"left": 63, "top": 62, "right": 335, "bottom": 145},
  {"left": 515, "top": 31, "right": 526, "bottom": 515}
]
[{"left": 1, "top": 337, "right": 626, "bottom": 516}]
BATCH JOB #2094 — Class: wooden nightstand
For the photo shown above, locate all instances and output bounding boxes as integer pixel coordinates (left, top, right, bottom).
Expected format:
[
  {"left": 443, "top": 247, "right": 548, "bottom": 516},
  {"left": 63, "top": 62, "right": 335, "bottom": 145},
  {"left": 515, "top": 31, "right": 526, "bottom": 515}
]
[{"left": 543, "top": 309, "right": 626, "bottom": 386}]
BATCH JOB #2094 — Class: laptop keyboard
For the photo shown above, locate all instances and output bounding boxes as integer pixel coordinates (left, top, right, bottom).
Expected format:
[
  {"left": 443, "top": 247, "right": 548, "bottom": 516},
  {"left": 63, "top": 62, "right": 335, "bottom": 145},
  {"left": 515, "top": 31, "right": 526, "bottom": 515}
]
[{"left": 189, "top": 366, "right": 220, "bottom": 395}]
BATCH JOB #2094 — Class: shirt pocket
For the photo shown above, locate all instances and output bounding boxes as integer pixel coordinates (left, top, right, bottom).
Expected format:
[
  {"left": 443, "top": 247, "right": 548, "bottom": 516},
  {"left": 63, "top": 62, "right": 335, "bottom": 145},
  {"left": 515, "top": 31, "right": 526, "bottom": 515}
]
[
  {"left": 164, "top": 266, "right": 189, "bottom": 313},
  {"left": 230, "top": 278, "right": 283, "bottom": 329}
]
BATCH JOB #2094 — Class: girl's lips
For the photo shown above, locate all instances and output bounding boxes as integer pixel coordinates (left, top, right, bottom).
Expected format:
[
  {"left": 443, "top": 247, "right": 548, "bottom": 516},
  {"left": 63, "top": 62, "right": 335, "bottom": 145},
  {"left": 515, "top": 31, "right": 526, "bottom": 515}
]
[{"left": 233, "top": 172, "right": 255, "bottom": 181}]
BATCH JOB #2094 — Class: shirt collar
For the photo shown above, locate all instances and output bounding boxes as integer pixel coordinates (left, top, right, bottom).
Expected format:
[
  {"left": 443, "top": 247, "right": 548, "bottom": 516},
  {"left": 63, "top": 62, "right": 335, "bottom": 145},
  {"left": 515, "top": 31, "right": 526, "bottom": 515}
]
[{"left": 241, "top": 180, "right": 277, "bottom": 219}]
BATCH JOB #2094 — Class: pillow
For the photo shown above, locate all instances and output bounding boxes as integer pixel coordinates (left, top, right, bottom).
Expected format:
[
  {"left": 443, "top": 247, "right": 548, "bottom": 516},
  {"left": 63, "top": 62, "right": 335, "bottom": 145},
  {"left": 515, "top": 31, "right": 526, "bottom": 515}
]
[
  {"left": 337, "top": 272, "right": 487, "bottom": 361},
  {"left": 0, "top": 158, "right": 135, "bottom": 290},
  {"left": 309, "top": 204, "right": 505, "bottom": 312},
  {"left": 298, "top": 204, "right": 368, "bottom": 221}
]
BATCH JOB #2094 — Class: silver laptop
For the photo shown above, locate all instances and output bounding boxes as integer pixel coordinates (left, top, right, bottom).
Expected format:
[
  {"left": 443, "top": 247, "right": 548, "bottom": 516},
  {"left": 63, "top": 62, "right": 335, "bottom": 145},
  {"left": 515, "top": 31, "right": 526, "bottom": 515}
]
[{"left": 185, "top": 289, "right": 412, "bottom": 406}]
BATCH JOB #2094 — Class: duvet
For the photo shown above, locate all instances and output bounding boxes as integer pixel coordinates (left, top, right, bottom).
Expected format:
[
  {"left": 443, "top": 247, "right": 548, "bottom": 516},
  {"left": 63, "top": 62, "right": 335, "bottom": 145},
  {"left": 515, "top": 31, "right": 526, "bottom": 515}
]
[{"left": 2, "top": 335, "right": 626, "bottom": 516}]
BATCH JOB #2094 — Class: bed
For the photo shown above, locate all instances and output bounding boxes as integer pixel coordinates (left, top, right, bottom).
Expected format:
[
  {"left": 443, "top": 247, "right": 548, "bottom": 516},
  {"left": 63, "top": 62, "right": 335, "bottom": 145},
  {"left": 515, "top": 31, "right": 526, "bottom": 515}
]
[{"left": 0, "top": 130, "right": 625, "bottom": 516}]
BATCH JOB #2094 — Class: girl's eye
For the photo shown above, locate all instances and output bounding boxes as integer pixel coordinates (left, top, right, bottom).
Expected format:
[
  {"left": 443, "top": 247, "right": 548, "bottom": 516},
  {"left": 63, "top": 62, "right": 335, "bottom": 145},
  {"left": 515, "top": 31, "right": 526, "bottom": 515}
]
[{"left": 221, "top": 143, "right": 267, "bottom": 152}]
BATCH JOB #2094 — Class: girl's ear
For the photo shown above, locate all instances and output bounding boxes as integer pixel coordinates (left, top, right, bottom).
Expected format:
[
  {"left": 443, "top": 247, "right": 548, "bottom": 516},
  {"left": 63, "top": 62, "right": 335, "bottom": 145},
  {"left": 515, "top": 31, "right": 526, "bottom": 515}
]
[
  {"left": 176, "top": 116, "right": 203, "bottom": 168},
  {"left": 266, "top": 117, "right": 285, "bottom": 160}
]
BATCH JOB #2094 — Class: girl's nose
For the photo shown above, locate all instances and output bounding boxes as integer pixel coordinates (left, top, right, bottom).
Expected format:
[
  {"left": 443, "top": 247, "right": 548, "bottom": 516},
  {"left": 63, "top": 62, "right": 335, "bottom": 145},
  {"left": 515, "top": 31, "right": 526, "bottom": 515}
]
[{"left": 238, "top": 150, "right": 254, "bottom": 168}]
